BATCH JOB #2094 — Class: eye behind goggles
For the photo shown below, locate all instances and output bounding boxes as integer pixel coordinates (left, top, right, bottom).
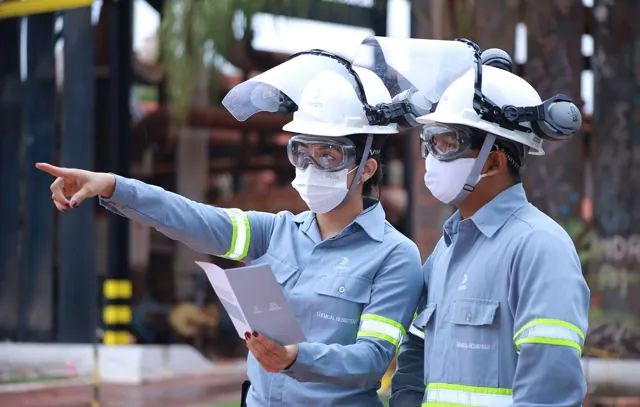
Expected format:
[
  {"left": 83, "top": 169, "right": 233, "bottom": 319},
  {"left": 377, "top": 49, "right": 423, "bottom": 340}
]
[
  {"left": 287, "top": 135, "right": 357, "bottom": 172},
  {"left": 420, "top": 124, "right": 523, "bottom": 170},
  {"left": 457, "top": 38, "right": 583, "bottom": 142}
]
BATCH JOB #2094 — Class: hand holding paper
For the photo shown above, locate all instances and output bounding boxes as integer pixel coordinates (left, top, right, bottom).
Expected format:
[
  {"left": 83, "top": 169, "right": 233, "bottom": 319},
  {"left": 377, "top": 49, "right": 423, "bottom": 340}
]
[
  {"left": 195, "top": 261, "right": 306, "bottom": 346},
  {"left": 245, "top": 332, "right": 299, "bottom": 372}
]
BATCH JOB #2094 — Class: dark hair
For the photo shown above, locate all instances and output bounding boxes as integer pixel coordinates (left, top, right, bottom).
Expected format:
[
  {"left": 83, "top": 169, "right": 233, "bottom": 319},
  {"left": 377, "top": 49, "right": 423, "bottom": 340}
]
[
  {"left": 469, "top": 129, "right": 523, "bottom": 182},
  {"left": 494, "top": 139, "right": 524, "bottom": 182},
  {"left": 346, "top": 134, "right": 387, "bottom": 196}
]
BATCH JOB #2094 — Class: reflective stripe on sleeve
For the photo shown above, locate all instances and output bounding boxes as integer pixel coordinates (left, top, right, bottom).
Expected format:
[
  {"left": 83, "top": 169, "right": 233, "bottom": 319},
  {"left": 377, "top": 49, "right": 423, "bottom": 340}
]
[
  {"left": 422, "top": 383, "right": 513, "bottom": 407},
  {"left": 220, "top": 208, "right": 250, "bottom": 261},
  {"left": 357, "top": 314, "right": 405, "bottom": 347},
  {"left": 513, "top": 318, "right": 585, "bottom": 355}
]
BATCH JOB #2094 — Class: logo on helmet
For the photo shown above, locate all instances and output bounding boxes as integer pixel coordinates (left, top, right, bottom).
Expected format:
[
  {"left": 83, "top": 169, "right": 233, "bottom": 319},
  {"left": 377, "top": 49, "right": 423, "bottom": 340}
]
[{"left": 306, "top": 86, "right": 324, "bottom": 110}]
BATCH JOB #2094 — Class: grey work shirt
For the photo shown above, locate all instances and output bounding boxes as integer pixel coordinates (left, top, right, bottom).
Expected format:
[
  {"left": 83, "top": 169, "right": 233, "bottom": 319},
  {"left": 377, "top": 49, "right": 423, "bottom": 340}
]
[
  {"left": 100, "top": 175, "right": 423, "bottom": 407},
  {"left": 391, "top": 183, "right": 590, "bottom": 407}
]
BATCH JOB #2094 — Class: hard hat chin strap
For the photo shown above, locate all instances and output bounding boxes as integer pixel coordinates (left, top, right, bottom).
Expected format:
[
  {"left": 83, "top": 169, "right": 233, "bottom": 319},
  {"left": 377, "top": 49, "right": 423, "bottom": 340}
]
[
  {"left": 340, "top": 134, "right": 374, "bottom": 207},
  {"left": 451, "top": 133, "right": 496, "bottom": 206}
]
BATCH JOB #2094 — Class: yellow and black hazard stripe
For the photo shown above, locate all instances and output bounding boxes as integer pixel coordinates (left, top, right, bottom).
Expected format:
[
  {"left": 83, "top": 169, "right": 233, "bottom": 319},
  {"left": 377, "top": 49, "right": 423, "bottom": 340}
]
[
  {"left": 102, "top": 279, "right": 132, "bottom": 345},
  {"left": 0, "top": 0, "right": 93, "bottom": 19}
]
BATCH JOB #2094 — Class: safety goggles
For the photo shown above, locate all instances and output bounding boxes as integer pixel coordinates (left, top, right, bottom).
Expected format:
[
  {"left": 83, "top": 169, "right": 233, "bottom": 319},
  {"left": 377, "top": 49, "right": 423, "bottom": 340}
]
[
  {"left": 287, "top": 135, "right": 357, "bottom": 172},
  {"left": 420, "top": 123, "right": 478, "bottom": 161},
  {"left": 420, "top": 123, "right": 523, "bottom": 169}
]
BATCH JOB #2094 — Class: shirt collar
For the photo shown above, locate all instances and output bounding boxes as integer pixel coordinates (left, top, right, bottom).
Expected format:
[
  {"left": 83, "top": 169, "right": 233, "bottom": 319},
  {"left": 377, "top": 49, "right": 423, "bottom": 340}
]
[
  {"left": 442, "top": 183, "right": 528, "bottom": 245},
  {"left": 354, "top": 198, "right": 386, "bottom": 242},
  {"left": 293, "top": 198, "right": 386, "bottom": 243},
  {"left": 471, "top": 183, "right": 528, "bottom": 238}
]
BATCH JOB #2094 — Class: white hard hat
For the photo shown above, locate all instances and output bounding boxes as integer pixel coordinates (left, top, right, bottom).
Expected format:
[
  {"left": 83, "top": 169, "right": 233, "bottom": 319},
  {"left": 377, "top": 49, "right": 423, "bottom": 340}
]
[
  {"left": 417, "top": 65, "right": 545, "bottom": 155},
  {"left": 282, "top": 66, "right": 398, "bottom": 137}
]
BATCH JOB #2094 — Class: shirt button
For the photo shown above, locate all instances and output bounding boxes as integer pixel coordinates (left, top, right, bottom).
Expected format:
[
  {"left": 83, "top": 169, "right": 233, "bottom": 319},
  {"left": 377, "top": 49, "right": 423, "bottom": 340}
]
[
  {"left": 466, "top": 312, "right": 472, "bottom": 322},
  {"left": 338, "top": 286, "right": 346, "bottom": 294}
]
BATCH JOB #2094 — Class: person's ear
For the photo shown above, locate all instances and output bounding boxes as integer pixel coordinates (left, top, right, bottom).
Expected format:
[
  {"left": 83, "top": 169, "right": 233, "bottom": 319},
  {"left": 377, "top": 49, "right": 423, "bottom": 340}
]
[
  {"left": 361, "top": 158, "right": 378, "bottom": 183},
  {"left": 481, "top": 150, "right": 507, "bottom": 177}
]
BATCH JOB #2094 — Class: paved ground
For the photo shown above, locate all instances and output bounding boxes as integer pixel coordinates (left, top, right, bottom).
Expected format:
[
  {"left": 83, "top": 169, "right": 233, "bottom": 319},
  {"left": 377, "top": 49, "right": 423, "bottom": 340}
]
[{"left": 0, "top": 370, "right": 246, "bottom": 407}]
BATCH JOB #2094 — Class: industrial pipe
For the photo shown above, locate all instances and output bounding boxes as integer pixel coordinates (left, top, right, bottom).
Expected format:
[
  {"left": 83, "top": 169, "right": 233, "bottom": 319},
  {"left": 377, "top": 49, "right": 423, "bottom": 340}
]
[{"left": 584, "top": 357, "right": 640, "bottom": 397}]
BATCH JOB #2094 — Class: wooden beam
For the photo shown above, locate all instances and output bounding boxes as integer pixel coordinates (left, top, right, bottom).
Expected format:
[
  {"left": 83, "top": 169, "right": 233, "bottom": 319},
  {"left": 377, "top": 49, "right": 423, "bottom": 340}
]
[
  {"left": 133, "top": 106, "right": 291, "bottom": 138},
  {"left": 276, "top": 0, "right": 375, "bottom": 29},
  {"left": 226, "top": 39, "right": 290, "bottom": 73}
]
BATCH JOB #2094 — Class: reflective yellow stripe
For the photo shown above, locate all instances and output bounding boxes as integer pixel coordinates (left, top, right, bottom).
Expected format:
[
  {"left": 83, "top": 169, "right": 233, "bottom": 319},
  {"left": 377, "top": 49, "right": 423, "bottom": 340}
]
[
  {"left": 423, "top": 383, "right": 513, "bottom": 407},
  {"left": 103, "top": 279, "right": 132, "bottom": 299},
  {"left": 513, "top": 318, "right": 584, "bottom": 355},
  {"left": 357, "top": 314, "right": 405, "bottom": 347},
  {"left": 361, "top": 314, "right": 406, "bottom": 336},
  {"left": 219, "top": 208, "right": 250, "bottom": 261},
  {"left": 103, "top": 305, "right": 131, "bottom": 325},
  {"left": 427, "top": 383, "right": 512, "bottom": 395},
  {"left": 0, "top": 0, "right": 93, "bottom": 18},
  {"left": 514, "top": 318, "right": 584, "bottom": 341},
  {"left": 357, "top": 331, "right": 399, "bottom": 347},
  {"left": 515, "top": 336, "right": 583, "bottom": 355}
]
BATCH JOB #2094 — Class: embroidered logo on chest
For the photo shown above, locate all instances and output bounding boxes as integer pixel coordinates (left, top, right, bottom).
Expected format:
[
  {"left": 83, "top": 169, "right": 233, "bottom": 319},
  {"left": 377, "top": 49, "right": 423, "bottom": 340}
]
[
  {"left": 335, "top": 257, "right": 350, "bottom": 270},
  {"left": 458, "top": 273, "right": 468, "bottom": 291}
]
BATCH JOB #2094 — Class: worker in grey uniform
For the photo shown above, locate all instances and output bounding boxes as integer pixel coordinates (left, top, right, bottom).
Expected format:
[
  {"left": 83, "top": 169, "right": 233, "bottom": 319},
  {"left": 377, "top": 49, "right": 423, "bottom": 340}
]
[
  {"left": 389, "top": 42, "right": 591, "bottom": 407},
  {"left": 37, "top": 48, "right": 425, "bottom": 407}
]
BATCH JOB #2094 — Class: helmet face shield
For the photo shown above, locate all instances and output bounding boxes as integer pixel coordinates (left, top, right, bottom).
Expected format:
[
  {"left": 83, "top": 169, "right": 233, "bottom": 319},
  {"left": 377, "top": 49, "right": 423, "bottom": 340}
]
[
  {"left": 352, "top": 36, "right": 477, "bottom": 127},
  {"left": 420, "top": 123, "right": 476, "bottom": 161},
  {"left": 222, "top": 53, "right": 359, "bottom": 122},
  {"left": 287, "top": 135, "right": 357, "bottom": 172}
]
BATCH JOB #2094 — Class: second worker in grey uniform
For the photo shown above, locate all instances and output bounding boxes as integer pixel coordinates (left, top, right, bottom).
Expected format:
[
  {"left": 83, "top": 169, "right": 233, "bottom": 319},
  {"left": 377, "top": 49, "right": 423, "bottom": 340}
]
[{"left": 390, "top": 43, "right": 591, "bottom": 407}]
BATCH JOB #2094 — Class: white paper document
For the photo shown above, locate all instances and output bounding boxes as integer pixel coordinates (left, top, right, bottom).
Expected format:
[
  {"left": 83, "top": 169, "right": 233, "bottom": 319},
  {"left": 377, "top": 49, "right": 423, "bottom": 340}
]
[{"left": 195, "top": 261, "right": 306, "bottom": 346}]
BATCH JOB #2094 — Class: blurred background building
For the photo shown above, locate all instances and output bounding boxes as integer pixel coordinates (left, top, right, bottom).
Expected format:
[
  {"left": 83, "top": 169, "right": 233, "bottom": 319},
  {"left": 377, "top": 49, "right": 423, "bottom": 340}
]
[{"left": 0, "top": 0, "right": 639, "bottom": 405}]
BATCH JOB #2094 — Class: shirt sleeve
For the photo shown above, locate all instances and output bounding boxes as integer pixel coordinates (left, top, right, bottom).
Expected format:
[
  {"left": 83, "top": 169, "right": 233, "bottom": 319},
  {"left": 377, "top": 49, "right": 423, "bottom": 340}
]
[
  {"left": 99, "top": 175, "right": 275, "bottom": 262},
  {"left": 509, "top": 229, "right": 590, "bottom": 407},
  {"left": 389, "top": 254, "right": 433, "bottom": 407},
  {"left": 283, "top": 240, "right": 423, "bottom": 388}
]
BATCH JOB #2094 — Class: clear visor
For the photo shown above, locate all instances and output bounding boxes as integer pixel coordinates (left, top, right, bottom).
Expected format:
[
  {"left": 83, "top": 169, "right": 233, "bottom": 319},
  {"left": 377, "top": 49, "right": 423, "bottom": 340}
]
[
  {"left": 287, "top": 135, "right": 357, "bottom": 172},
  {"left": 420, "top": 123, "right": 475, "bottom": 161},
  {"left": 222, "top": 53, "right": 360, "bottom": 122},
  {"left": 352, "top": 36, "right": 476, "bottom": 110}
]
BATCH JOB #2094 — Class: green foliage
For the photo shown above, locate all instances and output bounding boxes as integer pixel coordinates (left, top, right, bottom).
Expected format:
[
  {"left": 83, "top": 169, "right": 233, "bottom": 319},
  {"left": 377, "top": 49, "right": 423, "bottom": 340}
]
[
  {"left": 133, "top": 84, "right": 159, "bottom": 103},
  {"left": 560, "top": 218, "right": 606, "bottom": 267}
]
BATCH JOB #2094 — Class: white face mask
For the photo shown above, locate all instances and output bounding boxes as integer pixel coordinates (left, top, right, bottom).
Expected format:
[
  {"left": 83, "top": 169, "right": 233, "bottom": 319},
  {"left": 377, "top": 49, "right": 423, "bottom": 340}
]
[
  {"left": 291, "top": 166, "right": 354, "bottom": 214},
  {"left": 423, "top": 154, "right": 487, "bottom": 204}
]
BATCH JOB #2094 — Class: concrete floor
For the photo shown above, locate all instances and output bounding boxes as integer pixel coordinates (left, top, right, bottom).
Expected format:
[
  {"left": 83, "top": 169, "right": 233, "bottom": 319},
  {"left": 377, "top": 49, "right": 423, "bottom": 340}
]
[{"left": 0, "top": 370, "right": 246, "bottom": 407}]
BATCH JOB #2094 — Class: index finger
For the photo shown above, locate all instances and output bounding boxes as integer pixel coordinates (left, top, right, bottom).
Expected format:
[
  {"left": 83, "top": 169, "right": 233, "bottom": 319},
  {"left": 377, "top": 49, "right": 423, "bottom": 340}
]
[{"left": 35, "top": 162, "right": 71, "bottom": 178}]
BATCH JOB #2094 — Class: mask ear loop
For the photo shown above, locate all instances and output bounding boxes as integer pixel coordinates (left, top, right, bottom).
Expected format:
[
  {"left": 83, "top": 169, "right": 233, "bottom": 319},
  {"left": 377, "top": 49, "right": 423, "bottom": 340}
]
[
  {"left": 338, "top": 134, "right": 374, "bottom": 208},
  {"left": 451, "top": 133, "right": 496, "bottom": 206}
]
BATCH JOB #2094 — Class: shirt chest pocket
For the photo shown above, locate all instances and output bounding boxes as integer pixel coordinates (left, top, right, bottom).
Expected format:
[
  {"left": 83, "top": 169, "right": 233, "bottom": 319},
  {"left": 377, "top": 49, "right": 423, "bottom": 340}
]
[
  {"left": 443, "top": 299, "right": 500, "bottom": 387},
  {"left": 311, "top": 274, "right": 373, "bottom": 343}
]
